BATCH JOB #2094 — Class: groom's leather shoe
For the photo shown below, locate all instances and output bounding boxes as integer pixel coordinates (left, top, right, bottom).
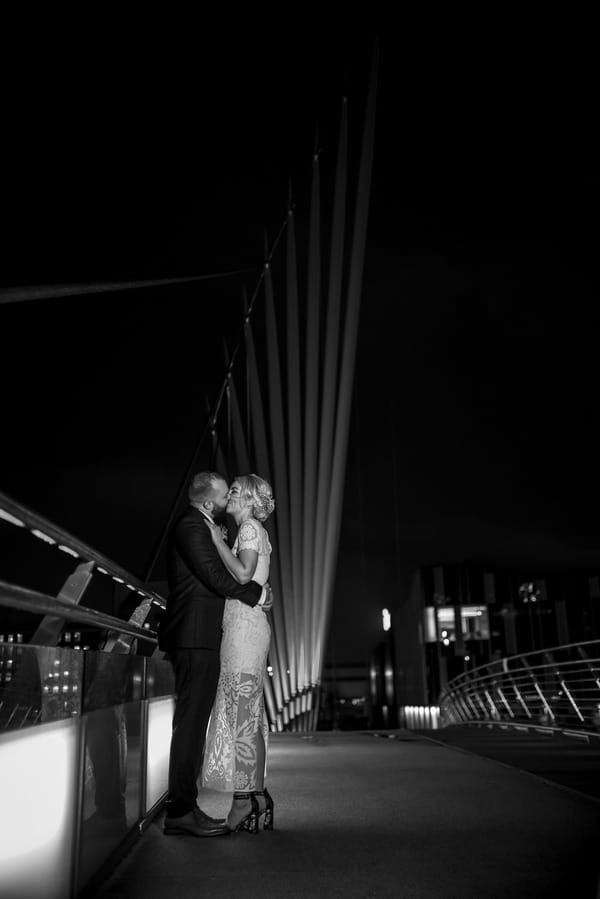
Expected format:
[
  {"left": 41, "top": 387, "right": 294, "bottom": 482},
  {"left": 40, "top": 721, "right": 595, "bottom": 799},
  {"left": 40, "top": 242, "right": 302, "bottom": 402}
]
[
  {"left": 164, "top": 807, "right": 229, "bottom": 837},
  {"left": 194, "top": 805, "right": 227, "bottom": 826}
]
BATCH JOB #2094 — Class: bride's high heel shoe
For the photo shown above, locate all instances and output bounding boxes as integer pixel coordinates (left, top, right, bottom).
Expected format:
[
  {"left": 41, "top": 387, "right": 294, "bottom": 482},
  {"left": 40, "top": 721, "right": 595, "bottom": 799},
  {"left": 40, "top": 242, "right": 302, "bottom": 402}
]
[
  {"left": 253, "top": 788, "right": 274, "bottom": 830},
  {"left": 228, "top": 792, "right": 259, "bottom": 834}
]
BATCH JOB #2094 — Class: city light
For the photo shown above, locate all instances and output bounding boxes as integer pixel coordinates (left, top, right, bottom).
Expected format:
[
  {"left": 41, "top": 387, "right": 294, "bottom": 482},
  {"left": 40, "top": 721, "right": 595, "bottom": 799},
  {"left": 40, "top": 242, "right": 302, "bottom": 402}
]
[{"left": 382, "top": 608, "right": 391, "bottom": 632}]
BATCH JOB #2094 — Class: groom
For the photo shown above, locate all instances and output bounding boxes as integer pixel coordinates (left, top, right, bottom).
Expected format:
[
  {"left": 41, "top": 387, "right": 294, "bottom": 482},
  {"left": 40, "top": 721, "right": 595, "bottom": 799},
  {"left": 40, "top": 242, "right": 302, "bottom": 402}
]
[{"left": 158, "top": 471, "right": 271, "bottom": 837}]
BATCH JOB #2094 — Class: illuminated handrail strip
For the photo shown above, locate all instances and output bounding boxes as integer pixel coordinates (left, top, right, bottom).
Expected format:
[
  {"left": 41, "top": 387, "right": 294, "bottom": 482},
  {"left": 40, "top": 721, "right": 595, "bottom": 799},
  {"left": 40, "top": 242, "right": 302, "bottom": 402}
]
[
  {"left": 0, "top": 580, "right": 157, "bottom": 644},
  {"left": 0, "top": 490, "right": 165, "bottom": 608}
]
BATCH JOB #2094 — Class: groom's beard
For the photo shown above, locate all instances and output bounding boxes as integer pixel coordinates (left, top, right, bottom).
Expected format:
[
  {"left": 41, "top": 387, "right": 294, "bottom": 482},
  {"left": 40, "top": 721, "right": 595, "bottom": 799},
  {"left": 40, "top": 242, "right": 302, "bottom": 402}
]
[{"left": 212, "top": 506, "right": 227, "bottom": 522}]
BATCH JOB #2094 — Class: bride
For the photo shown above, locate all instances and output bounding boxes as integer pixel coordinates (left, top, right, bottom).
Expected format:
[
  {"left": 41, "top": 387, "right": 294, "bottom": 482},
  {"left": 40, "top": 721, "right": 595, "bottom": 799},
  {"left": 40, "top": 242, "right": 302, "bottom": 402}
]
[{"left": 201, "top": 473, "right": 275, "bottom": 833}]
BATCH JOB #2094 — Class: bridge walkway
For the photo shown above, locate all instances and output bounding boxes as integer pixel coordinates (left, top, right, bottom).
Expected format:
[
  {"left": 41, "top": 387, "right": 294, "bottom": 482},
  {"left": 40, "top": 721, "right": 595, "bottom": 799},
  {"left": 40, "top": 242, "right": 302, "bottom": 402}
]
[{"left": 91, "top": 729, "right": 600, "bottom": 899}]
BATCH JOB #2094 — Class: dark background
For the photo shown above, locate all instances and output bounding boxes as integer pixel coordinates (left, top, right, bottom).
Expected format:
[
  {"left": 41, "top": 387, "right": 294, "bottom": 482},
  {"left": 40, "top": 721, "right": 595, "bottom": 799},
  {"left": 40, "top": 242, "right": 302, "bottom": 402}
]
[{"left": 1, "top": 18, "right": 599, "bottom": 662}]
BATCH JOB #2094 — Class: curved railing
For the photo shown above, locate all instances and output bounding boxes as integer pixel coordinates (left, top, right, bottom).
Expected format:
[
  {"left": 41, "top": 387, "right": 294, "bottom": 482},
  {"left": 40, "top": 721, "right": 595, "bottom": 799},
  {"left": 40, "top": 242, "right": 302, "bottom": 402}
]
[
  {"left": 0, "top": 579, "right": 159, "bottom": 645},
  {"left": 439, "top": 641, "right": 600, "bottom": 738},
  {"left": 0, "top": 489, "right": 166, "bottom": 647}
]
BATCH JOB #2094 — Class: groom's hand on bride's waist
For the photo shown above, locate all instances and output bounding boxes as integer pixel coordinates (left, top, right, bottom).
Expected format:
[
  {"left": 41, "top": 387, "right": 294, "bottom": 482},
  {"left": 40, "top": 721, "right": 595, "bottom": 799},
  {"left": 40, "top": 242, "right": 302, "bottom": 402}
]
[{"left": 258, "top": 583, "right": 273, "bottom": 612}]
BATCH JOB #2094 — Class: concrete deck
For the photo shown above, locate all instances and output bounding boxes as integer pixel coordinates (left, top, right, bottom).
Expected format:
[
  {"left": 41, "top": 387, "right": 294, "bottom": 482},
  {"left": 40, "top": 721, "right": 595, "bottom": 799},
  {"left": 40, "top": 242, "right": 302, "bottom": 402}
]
[{"left": 92, "top": 730, "right": 600, "bottom": 899}]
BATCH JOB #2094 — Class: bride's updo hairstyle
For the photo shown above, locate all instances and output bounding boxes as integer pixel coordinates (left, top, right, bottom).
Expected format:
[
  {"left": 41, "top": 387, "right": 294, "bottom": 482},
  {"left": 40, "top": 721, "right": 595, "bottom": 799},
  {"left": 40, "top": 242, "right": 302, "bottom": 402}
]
[{"left": 238, "top": 473, "right": 275, "bottom": 522}]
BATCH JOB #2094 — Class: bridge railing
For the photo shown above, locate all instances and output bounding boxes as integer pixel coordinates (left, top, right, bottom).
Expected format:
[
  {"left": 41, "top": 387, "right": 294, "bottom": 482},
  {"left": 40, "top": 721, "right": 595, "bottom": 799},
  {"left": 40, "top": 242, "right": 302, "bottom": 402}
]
[
  {"left": 0, "top": 490, "right": 175, "bottom": 899},
  {"left": 438, "top": 640, "right": 600, "bottom": 737},
  {"left": 0, "top": 488, "right": 166, "bottom": 651}
]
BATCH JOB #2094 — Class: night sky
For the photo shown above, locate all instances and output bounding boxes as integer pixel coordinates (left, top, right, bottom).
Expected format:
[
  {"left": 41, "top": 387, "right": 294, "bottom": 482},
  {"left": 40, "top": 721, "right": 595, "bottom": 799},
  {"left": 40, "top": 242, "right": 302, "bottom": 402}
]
[{"left": 1, "top": 20, "right": 599, "bottom": 661}]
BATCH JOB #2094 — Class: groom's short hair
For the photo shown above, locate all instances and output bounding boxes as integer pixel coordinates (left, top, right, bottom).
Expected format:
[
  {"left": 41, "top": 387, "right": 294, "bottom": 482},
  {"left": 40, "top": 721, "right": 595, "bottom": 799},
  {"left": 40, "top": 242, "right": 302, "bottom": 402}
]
[{"left": 188, "top": 471, "right": 226, "bottom": 504}]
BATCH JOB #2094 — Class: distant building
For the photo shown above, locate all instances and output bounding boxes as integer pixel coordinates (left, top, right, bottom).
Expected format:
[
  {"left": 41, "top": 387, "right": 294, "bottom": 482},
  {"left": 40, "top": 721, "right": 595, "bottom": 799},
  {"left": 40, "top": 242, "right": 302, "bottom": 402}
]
[
  {"left": 392, "top": 562, "right": 600, "bottom": 708},
  {"left": 319, "top": 661, "right": 370, "bottom": 730}
]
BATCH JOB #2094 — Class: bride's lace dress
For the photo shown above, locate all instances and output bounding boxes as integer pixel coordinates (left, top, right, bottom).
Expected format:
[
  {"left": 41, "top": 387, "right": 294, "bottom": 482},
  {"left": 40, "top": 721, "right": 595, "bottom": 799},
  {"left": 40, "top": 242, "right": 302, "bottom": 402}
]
[{"left": 202, "top": 518, "right": 271, "bottom": 792}]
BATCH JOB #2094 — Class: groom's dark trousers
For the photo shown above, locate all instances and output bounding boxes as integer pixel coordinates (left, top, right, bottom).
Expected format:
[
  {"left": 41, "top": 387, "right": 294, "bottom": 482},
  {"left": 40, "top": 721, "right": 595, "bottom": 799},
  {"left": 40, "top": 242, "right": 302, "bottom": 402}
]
[{"left": 158, "top": 505, "right": 262, "bottom": 818}]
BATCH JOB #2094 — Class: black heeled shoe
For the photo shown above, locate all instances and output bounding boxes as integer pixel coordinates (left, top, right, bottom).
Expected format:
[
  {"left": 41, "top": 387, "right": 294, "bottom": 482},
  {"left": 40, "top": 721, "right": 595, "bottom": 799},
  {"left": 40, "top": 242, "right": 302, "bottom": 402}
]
[
  {"left": 253, "top": 788, "right": 274, "bottom": 830},
  {"left": 228, "top": 792, "right": 259, "bottom": 834}
]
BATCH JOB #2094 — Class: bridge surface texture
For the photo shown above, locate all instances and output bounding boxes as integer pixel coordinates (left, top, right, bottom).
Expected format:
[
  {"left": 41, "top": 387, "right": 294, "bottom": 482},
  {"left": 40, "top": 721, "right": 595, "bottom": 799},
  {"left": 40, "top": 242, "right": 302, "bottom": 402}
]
[{"left": 92, "top": 729, "right": 600, "bottom": 899}]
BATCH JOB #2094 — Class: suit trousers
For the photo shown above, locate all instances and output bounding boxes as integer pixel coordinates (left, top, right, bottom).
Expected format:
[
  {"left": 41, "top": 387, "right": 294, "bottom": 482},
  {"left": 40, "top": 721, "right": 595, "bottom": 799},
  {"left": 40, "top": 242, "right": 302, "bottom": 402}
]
[{"left": 166, "top": 648, "right": 220, "bottom": 817}]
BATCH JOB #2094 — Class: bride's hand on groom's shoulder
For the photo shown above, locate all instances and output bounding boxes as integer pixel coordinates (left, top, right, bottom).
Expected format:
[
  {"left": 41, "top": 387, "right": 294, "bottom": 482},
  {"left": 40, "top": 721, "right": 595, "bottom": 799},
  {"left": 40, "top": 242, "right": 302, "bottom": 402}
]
[{"left": 204, "top": 518, "right": 225, "bottom": 546}]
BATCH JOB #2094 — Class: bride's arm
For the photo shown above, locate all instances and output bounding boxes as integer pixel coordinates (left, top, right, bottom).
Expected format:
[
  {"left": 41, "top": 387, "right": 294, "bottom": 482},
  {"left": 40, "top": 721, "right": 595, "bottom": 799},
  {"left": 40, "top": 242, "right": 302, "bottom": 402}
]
[
  {"left": 216, "top": 543, "right": 258, "bottom": 584},
  {"left": 204, "top": 520, "right": 258, "bottom": 583}
]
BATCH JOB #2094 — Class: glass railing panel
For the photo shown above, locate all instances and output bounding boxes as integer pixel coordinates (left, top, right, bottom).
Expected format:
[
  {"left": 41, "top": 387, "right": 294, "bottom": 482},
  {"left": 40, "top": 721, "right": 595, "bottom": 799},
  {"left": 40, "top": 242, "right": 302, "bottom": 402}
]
[
  {"left": 145, "top": 697, "right": 175, "bottom": 814},
  {"left": 78, "top": 699, "right": 143, "bottom": 894},
  {"left": 0, "top": 646, "right": 173, "bottom": 729},
  {"left": 0, "top": 645, "right": 176, "bottom": 898},
  {"left": 0, "top": 718, "right": 80, "bottom": 899}
]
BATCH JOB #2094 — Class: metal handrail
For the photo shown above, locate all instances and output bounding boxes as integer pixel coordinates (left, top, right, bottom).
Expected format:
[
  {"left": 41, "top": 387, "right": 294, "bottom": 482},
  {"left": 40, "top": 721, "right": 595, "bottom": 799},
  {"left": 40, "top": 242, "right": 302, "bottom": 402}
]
[
  {"left": 0, "top": 490, "right": 167, "bottom": 653},
  {"left": 0, "top": 489, "right": 165, "bottom": 608},
  {"left": 0, "top": 580, "right": 157, "bottom": 644},
  {"left": 439, "top": 640, "right": 600, "bottom": 734},
  {"left": 444, "top": 638, "right": 600, "bottom": 686}
]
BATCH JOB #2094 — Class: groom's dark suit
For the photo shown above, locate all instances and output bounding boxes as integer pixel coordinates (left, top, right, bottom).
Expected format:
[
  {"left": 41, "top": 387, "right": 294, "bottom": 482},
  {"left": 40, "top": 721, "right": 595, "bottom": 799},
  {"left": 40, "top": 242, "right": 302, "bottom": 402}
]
[{"left": 159, "top": 505, "right": 263, "bottom": 822}]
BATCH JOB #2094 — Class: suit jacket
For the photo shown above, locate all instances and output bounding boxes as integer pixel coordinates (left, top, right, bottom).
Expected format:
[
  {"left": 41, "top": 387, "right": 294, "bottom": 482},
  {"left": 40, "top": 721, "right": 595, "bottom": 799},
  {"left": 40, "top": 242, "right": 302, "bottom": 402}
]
[{"left": 158, "top": 505, "right": 262, "bottom": 651}]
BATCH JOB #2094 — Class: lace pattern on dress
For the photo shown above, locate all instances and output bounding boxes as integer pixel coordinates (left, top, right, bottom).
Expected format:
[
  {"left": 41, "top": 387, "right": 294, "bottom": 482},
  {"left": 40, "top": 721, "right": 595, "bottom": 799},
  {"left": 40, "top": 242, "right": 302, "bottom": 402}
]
[
  {"left": 202, "top": 671, "right": 269, "bottom": 791},
  {"left": 238, "top": 520, "right": 259, "bottom": 550},
  {"left": 237, "top": 519, "right": 272, "bottom": 557}
]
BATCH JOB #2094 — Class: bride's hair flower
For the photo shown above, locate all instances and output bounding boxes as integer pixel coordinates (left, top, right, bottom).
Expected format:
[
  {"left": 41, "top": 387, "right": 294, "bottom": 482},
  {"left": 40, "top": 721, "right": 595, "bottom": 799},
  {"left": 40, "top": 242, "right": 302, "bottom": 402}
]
[{"left": 234, "top": 473, "right": 275, "bottom": 521}]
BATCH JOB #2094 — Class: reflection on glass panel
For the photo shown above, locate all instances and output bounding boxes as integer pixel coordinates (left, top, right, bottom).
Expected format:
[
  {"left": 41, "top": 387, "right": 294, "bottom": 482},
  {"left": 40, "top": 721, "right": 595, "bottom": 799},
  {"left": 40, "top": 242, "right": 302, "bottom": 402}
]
[
  {"left": 146, "top": 697, "right": 174, "bottom": 813},
  {"left": 146, "top": 657, "right": 175, "bottom": 699},
  {"left": 78, "top": 650, "right": 145, "bottom": 888},
  {"left": 0, "top": 647, "right": 171, "bottom": 734},
  {"left": 0, "top": 719, "right": 79, "bottom": 899},
  {"left": 0, "top": 644, "right": 83, "bottom": 731},
  {"left": 83, "top": 652, "right": 144, "bottom": 713},
  {"left": 78, "top": 701, "right": 142, "bottom": 893}
]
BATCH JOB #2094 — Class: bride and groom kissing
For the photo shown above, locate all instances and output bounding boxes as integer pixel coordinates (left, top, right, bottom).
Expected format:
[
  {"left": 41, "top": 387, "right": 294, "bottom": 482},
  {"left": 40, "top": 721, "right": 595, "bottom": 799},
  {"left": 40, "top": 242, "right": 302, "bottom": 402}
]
[{"left": 158, "top": 470, "right": 275, "bottom": 836}]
